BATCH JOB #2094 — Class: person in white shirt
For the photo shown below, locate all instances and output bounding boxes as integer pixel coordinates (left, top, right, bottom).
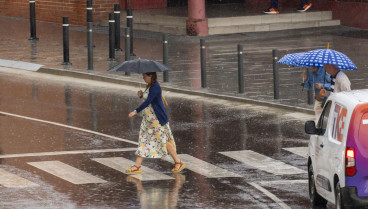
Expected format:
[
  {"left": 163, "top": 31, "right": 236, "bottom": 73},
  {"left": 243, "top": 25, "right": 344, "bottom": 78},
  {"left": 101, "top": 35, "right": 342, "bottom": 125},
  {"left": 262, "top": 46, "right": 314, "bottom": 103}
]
[{"left": 320, "top": 64, "right": 351, "bottom": 98}]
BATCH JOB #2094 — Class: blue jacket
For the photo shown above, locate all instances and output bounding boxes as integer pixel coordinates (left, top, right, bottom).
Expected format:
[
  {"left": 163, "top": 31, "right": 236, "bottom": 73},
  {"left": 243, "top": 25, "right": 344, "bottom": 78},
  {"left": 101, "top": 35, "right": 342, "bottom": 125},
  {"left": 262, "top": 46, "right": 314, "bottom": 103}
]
[
  {"left": 304, "top": 68, "right": 331, "bottom": 100},
  {"left": 135, "top": 82, "right": 168, "bottom": 126}
]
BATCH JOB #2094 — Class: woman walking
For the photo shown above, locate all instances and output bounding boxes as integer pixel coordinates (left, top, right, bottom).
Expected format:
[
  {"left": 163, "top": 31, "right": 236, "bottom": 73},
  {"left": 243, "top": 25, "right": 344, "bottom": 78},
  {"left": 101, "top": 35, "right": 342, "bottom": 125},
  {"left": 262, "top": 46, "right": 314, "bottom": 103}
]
[{"left": 126, "top": 72, "right": 185, "bottom": 174}]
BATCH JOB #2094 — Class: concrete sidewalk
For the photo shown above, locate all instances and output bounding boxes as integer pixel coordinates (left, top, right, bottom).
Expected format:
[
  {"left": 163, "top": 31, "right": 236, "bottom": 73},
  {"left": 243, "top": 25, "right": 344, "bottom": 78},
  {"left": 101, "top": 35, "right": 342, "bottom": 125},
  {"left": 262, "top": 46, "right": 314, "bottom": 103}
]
[{"left": 1, "top": 15, "right": 367, "bottom": 114}]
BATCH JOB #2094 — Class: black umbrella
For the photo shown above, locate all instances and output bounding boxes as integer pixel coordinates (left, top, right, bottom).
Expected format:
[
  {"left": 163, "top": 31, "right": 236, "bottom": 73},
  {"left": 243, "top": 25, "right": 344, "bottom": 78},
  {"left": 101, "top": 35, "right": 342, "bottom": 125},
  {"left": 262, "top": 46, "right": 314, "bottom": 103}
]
[{"left": 108, "top": 59, "right": 171, "bottom": 73}]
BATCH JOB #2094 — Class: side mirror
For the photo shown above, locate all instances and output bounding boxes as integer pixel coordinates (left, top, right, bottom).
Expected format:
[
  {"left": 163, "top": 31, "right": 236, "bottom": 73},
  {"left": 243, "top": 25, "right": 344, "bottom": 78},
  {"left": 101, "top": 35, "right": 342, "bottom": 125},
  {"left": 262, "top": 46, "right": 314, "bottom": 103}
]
[{"left": 305, "top": 120, "right": 319, "bottom": 135}]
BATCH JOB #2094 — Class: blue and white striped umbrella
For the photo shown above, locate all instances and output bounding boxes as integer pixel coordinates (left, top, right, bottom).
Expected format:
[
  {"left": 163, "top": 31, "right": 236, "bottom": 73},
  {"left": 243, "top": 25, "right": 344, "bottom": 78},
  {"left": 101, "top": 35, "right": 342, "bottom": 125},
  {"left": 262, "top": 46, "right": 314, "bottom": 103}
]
[
  {"left": 278, "top": 52, "right": 305, "bottom": 66},
  {"left": 296, "top": 49, "right": 357, "bottom": 70}
]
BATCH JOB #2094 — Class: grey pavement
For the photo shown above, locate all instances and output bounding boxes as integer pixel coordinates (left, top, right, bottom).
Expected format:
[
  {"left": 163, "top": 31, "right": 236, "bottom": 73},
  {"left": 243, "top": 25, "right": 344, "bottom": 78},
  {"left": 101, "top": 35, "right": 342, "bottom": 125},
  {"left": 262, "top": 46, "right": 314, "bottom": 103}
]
[{"left": 1, "top": 15, "right": 368, "bottom": 114}]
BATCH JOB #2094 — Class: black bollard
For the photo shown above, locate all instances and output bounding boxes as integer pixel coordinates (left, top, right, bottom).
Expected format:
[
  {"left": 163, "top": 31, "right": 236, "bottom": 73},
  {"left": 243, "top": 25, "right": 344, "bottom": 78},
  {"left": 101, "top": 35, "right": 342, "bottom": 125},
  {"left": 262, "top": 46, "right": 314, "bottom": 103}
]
[
  {"left": 86, "top": 1, "right": 92, "bottom": 22},
  {"left": 86, "top": 1, "right": 95, "bottom": 48},
  {"left": 200, "top": 39, "right": 207, "bottom": 88},
  {"left": 114, "top": 4, "right": 122, "bottom": 51},
  {"left": 87, "top": 1, "right": 93, "bottom": 70},
  {"left": 87, "top": 22, "right": 93, "bottom": 70},
  {"left": 308, "top": 89, "right": 314, "bottom": 105},
  {"left": 238, "top": 44, "right": 245, "bottom": 94},
  {"left": 126, "top": 9, "right": 135, "bottom": 56},
  {"left": 61, "top": 17, "right": 71, "bottom": 65},
  {"left": 108, "top": 13, "right": 115, "bottom": 61},
  {"left": 273, "top": 49, "right": 280, "bottom": 99},
  {"left": 303, "top": 69, "right": 314, "bottom": 105},
  {"left": 124, "top": 27, "right": 131, "bottom": 76},
  {"left": 163, "top": 34, "right": 169, "bottom": 82},
  {"left": 28, "top": 0, "right": 38, "bottom": 40}
]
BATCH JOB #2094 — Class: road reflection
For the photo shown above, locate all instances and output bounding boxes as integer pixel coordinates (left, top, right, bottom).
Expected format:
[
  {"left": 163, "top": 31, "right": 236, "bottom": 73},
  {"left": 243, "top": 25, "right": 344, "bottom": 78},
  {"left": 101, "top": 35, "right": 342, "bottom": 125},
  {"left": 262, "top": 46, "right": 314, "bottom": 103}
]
[{"left": 126, "top": 174, "right": 186, "bottom": 208}]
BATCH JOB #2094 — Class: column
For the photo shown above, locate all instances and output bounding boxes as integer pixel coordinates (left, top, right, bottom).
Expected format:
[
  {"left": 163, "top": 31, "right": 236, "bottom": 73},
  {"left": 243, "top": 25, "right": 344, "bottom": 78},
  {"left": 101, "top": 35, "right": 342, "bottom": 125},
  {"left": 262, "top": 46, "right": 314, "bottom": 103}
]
[{"left": 186, "top": 0, "right": 208, "bottom": 36}]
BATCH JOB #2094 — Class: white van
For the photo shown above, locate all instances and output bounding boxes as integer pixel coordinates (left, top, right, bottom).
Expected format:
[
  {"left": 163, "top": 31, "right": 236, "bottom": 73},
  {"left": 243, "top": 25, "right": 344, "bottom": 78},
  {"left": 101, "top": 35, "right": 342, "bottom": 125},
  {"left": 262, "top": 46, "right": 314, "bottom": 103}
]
[{"left": 305, "top": 89, "right": 368, "bottom": 209}]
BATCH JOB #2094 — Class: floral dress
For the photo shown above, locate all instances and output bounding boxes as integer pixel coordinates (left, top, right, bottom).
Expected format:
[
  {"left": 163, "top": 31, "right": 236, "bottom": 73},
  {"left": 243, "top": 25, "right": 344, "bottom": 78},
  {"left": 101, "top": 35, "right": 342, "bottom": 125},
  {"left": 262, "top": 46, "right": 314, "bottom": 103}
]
[{"left": 136, "top": 89, "right": 176, "bottom": 158}]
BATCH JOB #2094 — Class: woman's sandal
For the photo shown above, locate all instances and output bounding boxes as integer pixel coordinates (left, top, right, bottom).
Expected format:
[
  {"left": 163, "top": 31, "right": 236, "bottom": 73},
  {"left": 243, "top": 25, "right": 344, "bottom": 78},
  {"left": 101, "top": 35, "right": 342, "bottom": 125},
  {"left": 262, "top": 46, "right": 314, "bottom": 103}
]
[
  {"left": 171, "top": 160, "right": 185, "bottom": 173},
  {"left": 126, "top": 165, "right": 142, "bottom": 175}
]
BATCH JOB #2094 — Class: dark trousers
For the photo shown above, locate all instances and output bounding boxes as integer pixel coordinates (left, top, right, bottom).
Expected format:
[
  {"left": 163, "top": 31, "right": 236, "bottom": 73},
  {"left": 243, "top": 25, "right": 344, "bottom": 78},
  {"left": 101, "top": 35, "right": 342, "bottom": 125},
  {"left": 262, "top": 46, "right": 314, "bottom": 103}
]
[{"left": 271, "top": 0, "right": 310, "bottom": 8}]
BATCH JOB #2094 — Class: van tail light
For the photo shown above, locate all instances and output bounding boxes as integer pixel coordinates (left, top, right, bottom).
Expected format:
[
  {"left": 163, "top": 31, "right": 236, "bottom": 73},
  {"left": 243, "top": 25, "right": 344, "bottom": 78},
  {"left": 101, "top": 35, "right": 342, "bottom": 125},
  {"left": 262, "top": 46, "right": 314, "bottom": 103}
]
[{"left": 346, "top": 148, "right": 356, "bottom": 176}]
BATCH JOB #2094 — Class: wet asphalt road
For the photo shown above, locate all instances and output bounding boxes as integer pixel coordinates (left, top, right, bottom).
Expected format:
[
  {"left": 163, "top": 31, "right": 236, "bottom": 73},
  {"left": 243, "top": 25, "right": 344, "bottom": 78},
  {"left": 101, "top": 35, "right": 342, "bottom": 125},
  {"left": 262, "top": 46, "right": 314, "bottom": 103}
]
[
  {"left": 0, "top": 68, "right": 334, "bottom": 209},
  {"left": 1, "top": 15, "right": 368, "bottom": 111}
]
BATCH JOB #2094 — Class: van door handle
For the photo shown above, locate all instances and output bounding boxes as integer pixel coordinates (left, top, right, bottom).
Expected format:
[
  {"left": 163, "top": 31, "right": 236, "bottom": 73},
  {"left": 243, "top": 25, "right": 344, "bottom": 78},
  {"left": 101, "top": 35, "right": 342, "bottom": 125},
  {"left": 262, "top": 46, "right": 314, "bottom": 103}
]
[{"left": 320, "top": 143, "right": 324, "bottom": 148}]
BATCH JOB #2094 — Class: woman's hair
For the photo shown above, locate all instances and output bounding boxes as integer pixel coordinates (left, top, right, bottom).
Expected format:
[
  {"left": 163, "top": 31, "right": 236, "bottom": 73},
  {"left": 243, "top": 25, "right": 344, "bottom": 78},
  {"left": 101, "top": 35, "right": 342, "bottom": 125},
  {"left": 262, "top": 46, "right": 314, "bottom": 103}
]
[{"left": 144, "top": 72, "right": 157, "bottom": 89}]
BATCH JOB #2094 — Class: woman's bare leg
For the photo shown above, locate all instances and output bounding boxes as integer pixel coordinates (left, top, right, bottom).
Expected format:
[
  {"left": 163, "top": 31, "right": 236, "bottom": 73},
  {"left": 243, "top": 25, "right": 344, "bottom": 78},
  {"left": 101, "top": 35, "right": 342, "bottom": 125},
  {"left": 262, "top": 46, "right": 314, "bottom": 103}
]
[
  {"left": 126, "top": 156, "right": 144, "bottom": 173},
  {"left": 135, "top": 156, "right": 144, "bottom": 167},
  {"left": 166, "top": 141, "right": 181, "bottom": 169}
]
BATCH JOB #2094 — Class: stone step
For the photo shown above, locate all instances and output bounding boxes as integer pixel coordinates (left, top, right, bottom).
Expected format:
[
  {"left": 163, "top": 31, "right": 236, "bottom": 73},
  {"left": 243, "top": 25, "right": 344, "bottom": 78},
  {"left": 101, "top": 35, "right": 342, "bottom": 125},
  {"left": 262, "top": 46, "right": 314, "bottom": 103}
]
[
  {"left": 209, "top": 19, "right": 340, "bottom": 35},
  {"left": 134, "top": 22, "right": 186, "bottom": 35},
  {"left": 100, "top": 10, "right": 339, "bottom": 36},
  {"left": 120, "top": 11, "right": 186, "bottom": 27},
  {"left": 134, "top": 14, "right": 187, "bottom": 27},
  {"left": 208, "top": 11, "right": 333, "bottom": 27}
]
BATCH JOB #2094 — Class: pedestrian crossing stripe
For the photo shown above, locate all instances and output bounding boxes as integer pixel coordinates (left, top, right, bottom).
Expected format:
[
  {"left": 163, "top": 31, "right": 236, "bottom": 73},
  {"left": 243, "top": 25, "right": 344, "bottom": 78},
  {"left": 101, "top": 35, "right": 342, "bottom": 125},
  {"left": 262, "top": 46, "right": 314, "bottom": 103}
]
[
  {"left": 162, "top": 154, "right": 241, "bottom": 178},
  {"left": 258, "top": 179, "right": 308, "bottom": 186},
  {"left": 0, "top": 168, "right": 39, "bottom": 188},
  {"left": 2, "top": 148, "right": 309, "bottom": 187},
  {"left": 219, "top": 150, "right": 306, "bottom": 175},
  {"left": 92, "top": 157, "right": 174, "bottom": 181},
  {"left": 282, "top": 147, "right": 308, "bottom": 158},
  {"left": 27, "top": 161, "right": 107, "bottom": 184}
]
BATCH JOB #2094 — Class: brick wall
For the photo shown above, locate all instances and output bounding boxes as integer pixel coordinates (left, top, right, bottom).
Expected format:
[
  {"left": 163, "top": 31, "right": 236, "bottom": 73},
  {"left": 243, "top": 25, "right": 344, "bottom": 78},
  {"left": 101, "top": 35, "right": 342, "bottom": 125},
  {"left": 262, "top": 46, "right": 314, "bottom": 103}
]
[
  {"left": 0, "top": 0, "right": 120, "bottom": 25},
  {"left": 1, "top": 0, "right": 367, "bottom": 29},
  {"left": 93, "top": 0, "right": 120, "bottom": 24},
  {"left": 312, "top": 0, "right": 368, "bottom": 29},
  {"left": 120, "top": 0, "right": 167, "bottom": 10}
]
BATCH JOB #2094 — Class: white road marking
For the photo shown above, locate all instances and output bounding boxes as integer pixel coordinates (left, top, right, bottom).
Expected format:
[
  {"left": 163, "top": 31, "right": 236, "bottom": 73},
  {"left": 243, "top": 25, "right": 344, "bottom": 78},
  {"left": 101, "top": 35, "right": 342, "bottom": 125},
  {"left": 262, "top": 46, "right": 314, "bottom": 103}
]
[
  {"left": 248, "top": 182, "right": 291, "bottom": 209},
  {"left": 0, "top": 148, "right": 137, "bottom": 159},
  {"left": 27, "top": 161, "right": 107, "bottom": 184},
  {"left": 258, "top": 179, "right": 308, "bottom": 185},
  {"left": 0, "top": 59, "right": 43, "bottom": 71},
  {"left": 283, "top": 112, "right": 314, "bottom": 121},
  {"left": 163, "top": 154, "right": 241, "bottom": 178},
  {"left": 219, "top": 150, "right": 306, "bottom": 175},
  {"left": 92, "top": 157, "right": 174, "bottom": 181},
  {"left": 0, "top": 111, "right": 138, "bottom": 145},
  {"left": 283, "top": 147, "right": 308, "bottom": 158},
  {"left": 0, "top": 168, "right": 39, "bottom": 188}
]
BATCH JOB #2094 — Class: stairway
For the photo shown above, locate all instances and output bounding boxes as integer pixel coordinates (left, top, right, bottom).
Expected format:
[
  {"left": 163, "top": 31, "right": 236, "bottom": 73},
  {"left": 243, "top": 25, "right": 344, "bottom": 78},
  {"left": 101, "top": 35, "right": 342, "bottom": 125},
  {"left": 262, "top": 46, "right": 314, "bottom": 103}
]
[
  {"left": 208, "top": 11, "right": 340, "bottom": 35},
  {"left": 100, "top": 10, "right": 339, "bottom": 36}
]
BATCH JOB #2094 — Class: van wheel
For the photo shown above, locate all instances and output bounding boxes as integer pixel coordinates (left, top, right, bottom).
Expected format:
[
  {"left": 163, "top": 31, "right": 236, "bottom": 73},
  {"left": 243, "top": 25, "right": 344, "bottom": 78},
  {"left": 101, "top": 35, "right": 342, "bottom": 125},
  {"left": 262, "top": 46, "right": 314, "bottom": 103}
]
[
  {"left": 335, "top": 182, "right": 345, "bottom": 209},
  {"left": 308, "top": 164, "right": 327, "bottom": 206}
]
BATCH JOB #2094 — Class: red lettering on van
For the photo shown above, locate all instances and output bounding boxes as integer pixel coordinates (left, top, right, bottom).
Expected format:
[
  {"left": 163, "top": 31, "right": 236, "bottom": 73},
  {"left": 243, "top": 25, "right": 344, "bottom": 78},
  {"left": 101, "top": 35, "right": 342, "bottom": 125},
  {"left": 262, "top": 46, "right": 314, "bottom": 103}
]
[{"left": 336, "top": 107, "right": 348, "bottom": 142}]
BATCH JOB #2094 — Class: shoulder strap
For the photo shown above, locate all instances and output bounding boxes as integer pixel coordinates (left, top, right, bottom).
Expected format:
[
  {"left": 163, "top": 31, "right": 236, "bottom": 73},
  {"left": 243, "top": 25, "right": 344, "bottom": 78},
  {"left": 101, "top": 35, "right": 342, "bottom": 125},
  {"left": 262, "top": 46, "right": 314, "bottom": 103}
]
[{"left": 162, "top": 95, "right": 168, "bottom": 107}]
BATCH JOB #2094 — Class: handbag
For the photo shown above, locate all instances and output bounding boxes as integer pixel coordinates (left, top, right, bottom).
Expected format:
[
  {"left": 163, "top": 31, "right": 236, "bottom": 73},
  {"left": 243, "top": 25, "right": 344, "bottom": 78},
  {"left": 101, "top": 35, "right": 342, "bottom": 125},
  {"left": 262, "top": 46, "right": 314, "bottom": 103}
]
[{"left": 162, "top": 95, "right": 168, "bottom": 107}]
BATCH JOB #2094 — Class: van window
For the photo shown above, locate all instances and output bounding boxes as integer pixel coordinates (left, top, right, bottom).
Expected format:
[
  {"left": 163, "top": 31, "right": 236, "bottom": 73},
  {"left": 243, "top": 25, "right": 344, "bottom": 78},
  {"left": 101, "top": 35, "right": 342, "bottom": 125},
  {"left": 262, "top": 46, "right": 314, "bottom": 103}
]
[{"left": 317, "top": 101, "right": 332, "bottom": 134}]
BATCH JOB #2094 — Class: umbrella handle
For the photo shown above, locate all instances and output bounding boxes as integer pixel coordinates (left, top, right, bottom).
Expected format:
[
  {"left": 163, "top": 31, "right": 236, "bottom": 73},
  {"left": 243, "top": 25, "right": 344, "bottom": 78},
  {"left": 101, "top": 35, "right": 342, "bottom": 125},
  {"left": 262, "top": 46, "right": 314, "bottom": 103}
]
[{"left": 301, "top": 68, "right": 309, "bottom": 91}]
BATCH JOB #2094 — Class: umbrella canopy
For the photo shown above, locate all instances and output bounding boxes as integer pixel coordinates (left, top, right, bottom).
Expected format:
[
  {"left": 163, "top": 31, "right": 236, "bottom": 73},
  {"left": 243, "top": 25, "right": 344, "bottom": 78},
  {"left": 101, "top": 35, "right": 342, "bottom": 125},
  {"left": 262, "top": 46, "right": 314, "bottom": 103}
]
[
  {"left": 296, "top": 49, "right": 357, "bottom": 70},
  {"left": 108, "top": 59, "right": 171, "bottom": 73},
  {"left": 278, "top": 52, "right": 305, "bottom": 66}
]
